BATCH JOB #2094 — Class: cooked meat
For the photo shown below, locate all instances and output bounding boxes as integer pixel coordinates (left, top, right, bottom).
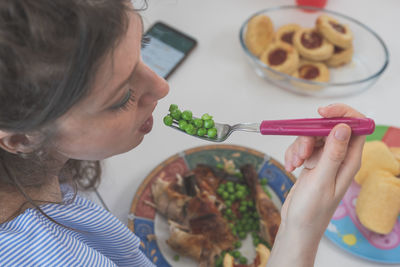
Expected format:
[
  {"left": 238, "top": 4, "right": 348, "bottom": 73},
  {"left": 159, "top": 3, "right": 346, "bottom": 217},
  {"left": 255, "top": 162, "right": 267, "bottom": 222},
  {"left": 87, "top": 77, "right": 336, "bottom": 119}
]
[
  {"left": 193, "top": 164, "right": 223, "bottom": 193},
  {"left": 151, "top": 178, "right": 191, "bottom": 223},
  {"left": 241, "top": 164, "right": 281, "bottom": 245},
  {"left": 166, "top": 193, "right": 236, "bottom": 266},
  {"left": 187, "top": 193, "right": 236, "bottom": 249}
]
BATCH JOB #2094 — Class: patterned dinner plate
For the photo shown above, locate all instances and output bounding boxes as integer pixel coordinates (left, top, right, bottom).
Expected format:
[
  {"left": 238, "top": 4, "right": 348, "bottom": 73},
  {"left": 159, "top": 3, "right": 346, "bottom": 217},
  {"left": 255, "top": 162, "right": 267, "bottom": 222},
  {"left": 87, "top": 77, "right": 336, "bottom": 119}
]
[
  {"left": 325, "top": 125, "right": 400, "bottom": 264},
  {"left": 128, "top": 144, "right": 296, "bottom": 266}
]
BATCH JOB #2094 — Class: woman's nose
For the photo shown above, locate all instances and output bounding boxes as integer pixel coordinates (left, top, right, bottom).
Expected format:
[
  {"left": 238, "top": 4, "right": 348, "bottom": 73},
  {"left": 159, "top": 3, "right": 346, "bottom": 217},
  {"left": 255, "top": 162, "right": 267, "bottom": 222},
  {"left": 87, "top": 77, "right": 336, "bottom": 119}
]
[{"left": 139, "top": 67, "right": 169, "bottom": 106}]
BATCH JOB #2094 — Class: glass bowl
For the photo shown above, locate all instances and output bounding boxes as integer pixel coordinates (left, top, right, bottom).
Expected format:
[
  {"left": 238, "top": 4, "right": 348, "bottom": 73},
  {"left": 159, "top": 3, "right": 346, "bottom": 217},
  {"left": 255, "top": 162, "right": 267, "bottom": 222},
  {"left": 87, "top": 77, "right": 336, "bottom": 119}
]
[{"left": 239, "top": 5, "right": 389, "bottom": 98}]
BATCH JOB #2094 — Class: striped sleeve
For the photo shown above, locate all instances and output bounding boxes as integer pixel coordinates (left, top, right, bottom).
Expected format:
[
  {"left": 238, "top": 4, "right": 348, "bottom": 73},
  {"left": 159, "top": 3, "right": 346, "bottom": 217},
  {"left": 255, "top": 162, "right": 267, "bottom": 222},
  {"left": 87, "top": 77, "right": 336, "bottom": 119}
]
[{"left": 0, "top": 195, "right": 156, "bottom": 267}]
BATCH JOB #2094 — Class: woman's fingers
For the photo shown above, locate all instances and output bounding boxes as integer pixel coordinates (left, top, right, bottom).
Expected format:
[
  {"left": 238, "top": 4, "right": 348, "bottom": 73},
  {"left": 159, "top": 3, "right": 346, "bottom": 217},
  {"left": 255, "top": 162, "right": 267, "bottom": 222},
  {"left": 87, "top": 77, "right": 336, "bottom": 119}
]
[
  {"left": 285, "top": 136, "right": 316, "bottom": 172},
  {"left": 313, "top": 123, "right": 352, "bottom": 191},
  {"left": 318, "top": 103, "right": 365, "bottom": 118},
  {"left": 333, "top": 134, "right": 365, "bottom": 197}
]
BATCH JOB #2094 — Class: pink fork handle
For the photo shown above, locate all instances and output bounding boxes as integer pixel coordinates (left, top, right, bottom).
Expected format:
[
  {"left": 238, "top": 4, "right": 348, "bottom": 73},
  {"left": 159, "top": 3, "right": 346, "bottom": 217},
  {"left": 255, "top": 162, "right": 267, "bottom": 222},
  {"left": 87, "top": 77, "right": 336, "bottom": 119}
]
[{"left": 260, "top": 117, "right": 375, "bottom": 136}]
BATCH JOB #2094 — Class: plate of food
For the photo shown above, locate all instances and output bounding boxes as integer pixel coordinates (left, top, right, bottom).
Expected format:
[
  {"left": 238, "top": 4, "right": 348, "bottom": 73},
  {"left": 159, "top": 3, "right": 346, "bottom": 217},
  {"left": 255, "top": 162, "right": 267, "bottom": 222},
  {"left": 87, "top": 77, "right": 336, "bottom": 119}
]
[
  {"left": 128, "top": 144, "right": 296, "bottom": 266},
  {"left": 239, "top": 5, "right": 389, "bottom": 98},
  {"left": 325, "top": 125, "right": 400, "bottom": 264}
]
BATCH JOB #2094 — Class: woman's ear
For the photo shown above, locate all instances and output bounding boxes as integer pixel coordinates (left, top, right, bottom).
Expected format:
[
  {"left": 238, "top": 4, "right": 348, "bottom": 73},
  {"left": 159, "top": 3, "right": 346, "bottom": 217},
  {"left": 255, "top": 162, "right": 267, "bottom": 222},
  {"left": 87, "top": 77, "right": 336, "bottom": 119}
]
[{"left": 0, "top": 131, "right": 41, "bottom": 154}]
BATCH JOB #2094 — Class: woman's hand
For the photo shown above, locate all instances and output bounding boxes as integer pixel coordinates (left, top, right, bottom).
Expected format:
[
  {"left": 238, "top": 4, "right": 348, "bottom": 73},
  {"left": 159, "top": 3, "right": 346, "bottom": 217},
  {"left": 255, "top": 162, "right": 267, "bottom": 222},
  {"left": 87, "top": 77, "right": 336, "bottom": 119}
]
[{"left": 267, "top": 104, "right": 366, "bottom": 267}]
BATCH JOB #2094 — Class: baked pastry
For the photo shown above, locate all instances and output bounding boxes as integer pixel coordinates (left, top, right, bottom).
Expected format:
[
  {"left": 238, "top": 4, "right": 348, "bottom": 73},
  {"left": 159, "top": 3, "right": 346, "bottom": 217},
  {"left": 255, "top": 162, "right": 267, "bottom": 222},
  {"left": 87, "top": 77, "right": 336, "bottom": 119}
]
[
  {"left": 293, "top": 60, "right": 330, "bottom": 82},
  {"left": 275, "top": 23, "right": 301, "bottom": 45},
  {"left": 316, "top": 15, "right": 353, "bottom": 48},
  {"left": 325, "top": 45, "right": 353, "bottom": 67},
  {"left": 245, "top": 15, "right": 275, "bottom": 57},
  {"left": 356, "top": 170, "right": 400, "bottom": 234},
  {"left": 259, "top": 41, "right": 299, "bottom": 75},
  {"left": 293, "top": 28, "right": 334, "bottom": 61},
  {"left": 354, "top": 141, "right": 400, "bottom": 184}
]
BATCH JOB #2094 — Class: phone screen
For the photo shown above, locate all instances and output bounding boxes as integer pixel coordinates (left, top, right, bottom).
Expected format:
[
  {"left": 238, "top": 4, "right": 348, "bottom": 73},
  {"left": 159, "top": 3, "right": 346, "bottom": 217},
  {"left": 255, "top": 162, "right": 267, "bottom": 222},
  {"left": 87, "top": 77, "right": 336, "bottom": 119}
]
[{"left": 141, "top": 22, "right": 197, "bottom": 79}]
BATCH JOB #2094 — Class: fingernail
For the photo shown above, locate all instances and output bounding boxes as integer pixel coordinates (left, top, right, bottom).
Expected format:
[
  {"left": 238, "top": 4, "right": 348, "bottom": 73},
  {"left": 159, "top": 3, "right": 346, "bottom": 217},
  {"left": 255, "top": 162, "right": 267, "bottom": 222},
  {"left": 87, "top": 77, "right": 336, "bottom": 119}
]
[{"left": 334, "top": 126, "right": 350, "bottom": 141}]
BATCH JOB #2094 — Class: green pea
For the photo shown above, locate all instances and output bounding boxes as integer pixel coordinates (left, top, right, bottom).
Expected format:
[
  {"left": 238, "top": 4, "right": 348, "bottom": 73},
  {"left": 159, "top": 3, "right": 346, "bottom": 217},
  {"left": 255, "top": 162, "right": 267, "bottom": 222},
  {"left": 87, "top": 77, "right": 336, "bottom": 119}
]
[
  {"left": 163, "top": 115, "right": 173, "bottom": 126},
  {"left": 185, "top": 124, "right": 196, "bottom": 135},
  {"left": 235, "top": 171, "right": 243, "bottom": 178},
  {"left": 215, "top": 256, "right": 223, "bottom": 267},
  {"left": 193, "top": 118, "right": 203, "bottom": 128},
  {"left": 239, "top": 205, "right": 247, "bottom": 213},
  {"left": 226, "top": 181, "right": 234, "bottom": 187},
  {"left": 235, "top": 191, "right": 244, "bottom": 199},
  {"left": 204, "top": 119, "right": 214, "bottom": 129},
  {"left": 201, "top": 113, "right": 212, "bottom": 120},
  {"left": 229, "top": 194, "right": 236, "bottom": 202},
  {"left": 182, "top": 110, "right": 193, "bottom": 121},
  {"left": 169, "top": 104, "right": 178, "bottom": 112},
  {"left": 216, "top": 163, "right": 224, "bottom": 169},
  {"left": 227, "top": 186, "right": 235, "bottom": 193},
  {"left": 170, "top": 109, "right": 181, "bottom": 120},
  {"left": 173, "top": 255, "right": 180, "bottom": 261},
  {"left": 239, "top": 256, "right": 248, "bottom": 264},
  {"left": 225, "top": 200, "right": 232, "bottom": 207},
  {"left": 222, "top": 191, "right": 229, "bottom": 200},
  {"left": 260, "top": 178, "right": 268, "bottom": 186},
  {"left": 238, "top": 231, "right": 246, "bottom": 239},
  {"left": 234, "top": 240, "right": 242, "bottom": 249},
  {"left": 245, "top": 223, "right": 252, "bottom": 232},
  {"left": 217, "top": 187, "right": 224, "bottom": 196},
  {"left": 225, "top": 208, "right": 233, "bottom": 216},
  {"left": 253, "top": 237, "right": 260, "bottom": 246},
  {"left": 207, "top": 128, "right": 217, "bottom": 138},
  {"left": 232, "top": 228, "right": 237, "bottom": 236},
  {"left": 251, "top": 232, "right": 258, "bottom": 239},
  {"left": 197, "top": 128, "right": 207, "bottom": 136},
  {"left": 232, "top": 251, "right": 241, "bottom": 259},
  {"left": 178, "top": 120, "right": 188, "bottom": 131}
]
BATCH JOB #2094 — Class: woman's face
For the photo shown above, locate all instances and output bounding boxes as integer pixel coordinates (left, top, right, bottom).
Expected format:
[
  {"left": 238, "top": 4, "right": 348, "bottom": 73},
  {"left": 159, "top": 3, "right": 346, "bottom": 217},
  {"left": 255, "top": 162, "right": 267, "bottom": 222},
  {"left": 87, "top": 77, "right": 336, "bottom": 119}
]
[{"left": 52, "top": 12, "right": 169, "bottom": 161}]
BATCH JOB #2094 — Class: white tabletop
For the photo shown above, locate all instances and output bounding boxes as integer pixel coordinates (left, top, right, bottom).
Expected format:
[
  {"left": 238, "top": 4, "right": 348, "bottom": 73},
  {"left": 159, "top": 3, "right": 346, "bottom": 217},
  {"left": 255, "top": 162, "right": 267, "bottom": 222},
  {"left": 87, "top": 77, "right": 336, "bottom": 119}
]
[{"left": 97, "top": 0, "right": 400, "bottom": 266}]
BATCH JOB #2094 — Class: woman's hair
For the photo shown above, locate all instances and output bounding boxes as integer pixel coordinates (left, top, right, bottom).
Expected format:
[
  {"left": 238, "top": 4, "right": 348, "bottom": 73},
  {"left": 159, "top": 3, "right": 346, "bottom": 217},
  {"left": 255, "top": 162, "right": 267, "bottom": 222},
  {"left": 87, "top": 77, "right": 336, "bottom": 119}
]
[{"left": 0, "top": 0, "right": 133, "bottom": 216}]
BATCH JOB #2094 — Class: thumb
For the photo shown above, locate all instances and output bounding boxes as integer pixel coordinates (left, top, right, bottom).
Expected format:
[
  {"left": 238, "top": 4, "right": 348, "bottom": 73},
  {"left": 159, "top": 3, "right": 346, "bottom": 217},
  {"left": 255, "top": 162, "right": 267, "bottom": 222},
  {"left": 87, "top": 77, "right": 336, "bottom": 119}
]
[{"left": 314, "top": 123, "right": 351, "bottom": 186}]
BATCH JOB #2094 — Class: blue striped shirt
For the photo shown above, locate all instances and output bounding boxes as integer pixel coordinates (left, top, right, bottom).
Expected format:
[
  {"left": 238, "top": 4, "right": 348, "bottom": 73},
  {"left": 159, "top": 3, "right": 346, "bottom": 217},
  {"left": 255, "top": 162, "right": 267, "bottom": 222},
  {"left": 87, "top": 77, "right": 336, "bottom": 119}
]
[{"left": 0, "top": 190, "right": 155, "bottom": 267}]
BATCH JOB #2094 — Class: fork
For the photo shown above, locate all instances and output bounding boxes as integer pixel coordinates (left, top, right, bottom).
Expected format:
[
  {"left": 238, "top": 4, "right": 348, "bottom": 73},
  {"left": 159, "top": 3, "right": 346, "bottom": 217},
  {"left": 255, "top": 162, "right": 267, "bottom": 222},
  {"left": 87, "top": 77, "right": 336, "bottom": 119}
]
[{"left": 168, "top": 117, "right": 375, "bottom": 142}]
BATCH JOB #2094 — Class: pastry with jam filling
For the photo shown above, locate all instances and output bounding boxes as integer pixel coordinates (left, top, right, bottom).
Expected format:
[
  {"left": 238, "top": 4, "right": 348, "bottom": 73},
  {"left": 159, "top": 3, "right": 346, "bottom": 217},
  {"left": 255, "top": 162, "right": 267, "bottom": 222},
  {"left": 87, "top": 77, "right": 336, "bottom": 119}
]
[
  {"left": 316, "top": 14, "right": 353, "bottom": 48},
  {"left": 245, "top": 15, "right": 275, "bottom": 56},
  {"left": 293, "top": 60, "right": 330, "bottom": 83},
  {"left": 275, "top": 24, "right": 301, "bottom": 45},
  {"left": 293, "top": 28, "right": 334, "bottom": 61},
  {"left": 260, "top": 41, "right": 299, "bottom": 75},
  {"left": 325, "top": 45, "right": 354, "bottom": 67}
]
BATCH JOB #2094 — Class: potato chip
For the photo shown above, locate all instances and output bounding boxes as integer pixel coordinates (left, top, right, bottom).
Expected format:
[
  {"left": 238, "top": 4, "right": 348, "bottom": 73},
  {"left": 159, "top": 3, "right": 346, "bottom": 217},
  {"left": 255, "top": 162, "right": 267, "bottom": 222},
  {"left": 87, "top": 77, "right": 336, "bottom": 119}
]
[
  {"left": 356, "top": 170, "right": 400, "bottom": 234},
  {"left": 354, "top": 141, "right": 400, "bottom": 184}
]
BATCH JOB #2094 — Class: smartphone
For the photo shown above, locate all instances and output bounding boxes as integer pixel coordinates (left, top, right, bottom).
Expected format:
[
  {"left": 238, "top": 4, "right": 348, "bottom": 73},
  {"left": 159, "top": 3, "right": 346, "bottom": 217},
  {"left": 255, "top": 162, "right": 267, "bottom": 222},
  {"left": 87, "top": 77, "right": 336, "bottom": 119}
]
[{"left": 141, "top": 21, "right": 197, "bottom": 79}]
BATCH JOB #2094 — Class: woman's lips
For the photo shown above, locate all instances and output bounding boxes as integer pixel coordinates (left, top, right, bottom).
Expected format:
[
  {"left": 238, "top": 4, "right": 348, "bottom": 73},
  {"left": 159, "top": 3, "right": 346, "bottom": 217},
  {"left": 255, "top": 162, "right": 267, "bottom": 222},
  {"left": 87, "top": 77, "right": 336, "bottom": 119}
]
[{"left": 139, "top": 115, "right": 153, "bottom": 134}]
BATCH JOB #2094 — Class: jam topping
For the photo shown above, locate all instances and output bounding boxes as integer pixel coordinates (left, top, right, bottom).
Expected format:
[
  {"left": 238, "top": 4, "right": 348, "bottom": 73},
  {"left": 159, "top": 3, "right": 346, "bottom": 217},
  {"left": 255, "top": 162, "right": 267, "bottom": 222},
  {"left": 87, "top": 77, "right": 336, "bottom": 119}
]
[
  {"left": 334, "top": 46, "right": 344, "bottom": 54},
  {"left": 329, "top": 21, "right": 346, "bottom": 34},
  {"left": 301, "top": 31, "right": 323, "bottom": 49},
  {"left": 299, "top": 65, "right": 320, "bottom": 80},
  {"left": 268, "top": 48, "right": 287, "bottom": 66},
  {"left": 281, "top": 31, "right": 295, "bottom": 44}
]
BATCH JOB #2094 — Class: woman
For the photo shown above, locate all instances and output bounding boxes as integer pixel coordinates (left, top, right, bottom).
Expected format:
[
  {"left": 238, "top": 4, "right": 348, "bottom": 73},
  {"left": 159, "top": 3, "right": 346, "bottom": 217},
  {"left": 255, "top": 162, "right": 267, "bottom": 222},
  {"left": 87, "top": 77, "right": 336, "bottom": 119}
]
[{"left": 0, "top": 0, "right": 365, "bottom": 266}]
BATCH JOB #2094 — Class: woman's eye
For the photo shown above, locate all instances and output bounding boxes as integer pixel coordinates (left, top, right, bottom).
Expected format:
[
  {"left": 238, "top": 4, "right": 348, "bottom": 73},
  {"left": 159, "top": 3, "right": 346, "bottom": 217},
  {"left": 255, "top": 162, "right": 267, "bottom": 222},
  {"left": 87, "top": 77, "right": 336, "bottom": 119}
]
[
  {"left": 110, "top": 89, "right": 135, "bottom": 112},
  {"left": 141, "top": 35, "right": 151, "bottom": 48}
]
